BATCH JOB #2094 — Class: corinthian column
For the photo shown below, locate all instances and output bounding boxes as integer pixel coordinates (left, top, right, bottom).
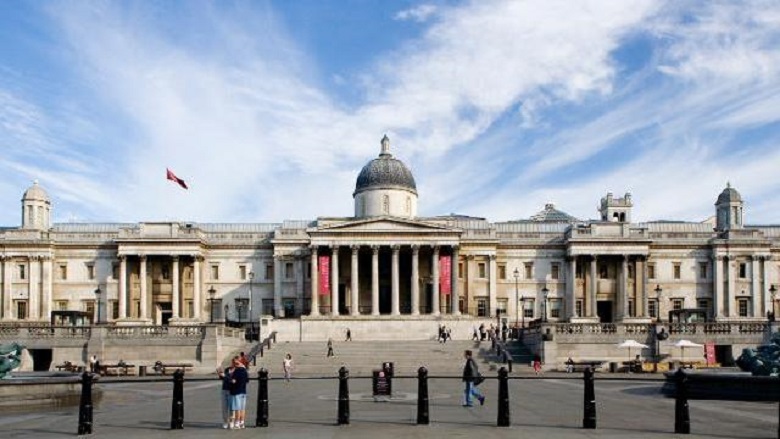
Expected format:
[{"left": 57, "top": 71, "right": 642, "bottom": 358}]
[
  {"left": 119, "top": 256, "right": 127, "bottom": 319},
  {"left": 451, "top": 246, "right": 460, "bottom": 315},
  {"left": 411, "top": 245, "right": 420, "bottom": 316},
  {"left": 331, "top": 246, "right": 339, "bottom": 316},
  {"left": 172, "top": 256, "right": 180, "bottom": 319},
  {"left": 351, "top": 246, "right": 359, "bottom": 316},
  {"left": 310, "top": 247, "right": 320, "bottom": 316},
  {"left": 391, "top": 245, "right": 400, "bottom": 315},
  {"left": 193, "top": 257, "right": 202, "bottom": 320},
  {"left": 139, "top": 255, "right": 148, "bottom": 320},
  {"left": 432, "top": 246, "right": 440, "bottom": 316},
  {"left": 371, "top": 246, "right": 379, "bottom": 316},
  {"left": 28, "top": 257, "right": 40, "bottom": 320},
  {"left": 589, "top": 256, "right": 598, "bottom": 318}
]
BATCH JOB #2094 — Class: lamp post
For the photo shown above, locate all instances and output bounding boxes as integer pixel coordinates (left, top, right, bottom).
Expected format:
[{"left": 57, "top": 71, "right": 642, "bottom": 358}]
[
  {"left": 513, "top": 268, "right": 520, "bottom": 334},
  {"left": 542, "top": 286, "right": 549, "bottom": 323},
  {"left": 248, "top": 272, "right": 254, "bottom": 324},
  {"left": 207, "top": 286, "right": 216, "bottom": 324},
  {"left": 94, "top": 288, "right": 101, "bottom": 325},
  {"left": 769, "top": 284, "right": 777, "bottom": 322},
  {"left": 655, "top": 284, "right": 663, "bottom": 322},
  {"left": 653, "top": 284, "right": 666, "bottom": 373}
]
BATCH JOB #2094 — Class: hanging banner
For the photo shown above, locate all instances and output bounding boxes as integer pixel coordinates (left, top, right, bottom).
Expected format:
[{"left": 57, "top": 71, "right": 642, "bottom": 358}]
[
  {"left": 439, "top": 254, "right": 452, "bottom": 295},
  {"left": 705, "top": 342, "right": 716, "bottom": 365},
  {"left": 318, "top": 255, "right": 330, "bottom": 296}
]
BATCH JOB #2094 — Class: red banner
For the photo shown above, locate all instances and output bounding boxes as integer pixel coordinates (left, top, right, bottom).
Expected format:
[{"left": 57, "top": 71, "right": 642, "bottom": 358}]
[
  {"left": 705, "top": 342, "right": 716, "bottom": 365},
  {"left": 439, "top": 254, "right": 452, "bottom": 295},
  {"left": 318, "top": 255, "right": 330, "bottom": 296}
]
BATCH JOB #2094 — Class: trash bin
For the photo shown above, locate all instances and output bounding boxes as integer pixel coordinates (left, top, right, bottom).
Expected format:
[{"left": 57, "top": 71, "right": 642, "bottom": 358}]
[
  {"left": 139, "top": 365, "right": 147, "bottom": 377},
  {"left": 609, "top": 362, "right": 618, "bottom": 373},
  {"left": 372, "top": 370, "right": 390, "bottom": 397}
]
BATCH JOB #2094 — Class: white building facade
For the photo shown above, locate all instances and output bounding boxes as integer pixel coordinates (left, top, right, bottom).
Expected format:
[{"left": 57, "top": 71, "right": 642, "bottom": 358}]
[{"left": 1, "top": 139, "right": 778, "bottom": 328}]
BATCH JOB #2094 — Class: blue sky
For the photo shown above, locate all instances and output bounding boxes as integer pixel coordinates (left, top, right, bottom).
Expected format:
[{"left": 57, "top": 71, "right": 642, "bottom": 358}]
[{"left": 1, "top": 0, "right": 779, "bottom": 226}]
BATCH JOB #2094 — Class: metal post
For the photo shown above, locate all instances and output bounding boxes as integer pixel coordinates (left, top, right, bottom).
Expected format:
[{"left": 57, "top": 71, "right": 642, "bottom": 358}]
[
  {"left": 497, "top": 367, "right": 510, "bottom": 427},
  {"left": 583, "top": 367, "right": 596, "bottom": 429},
  {"left": 77, "top": 371, "right": 93, "bottom": 435},
  {"left": 674, "top": 368, "right": 690, "bottom": 434},
  {"left": 417, "top": 367, "right": 429, "bottom": 425},
  {"left": 256, "top": 368, "right": 269, "bottom": 427},
  {"left": 776, "top": 374, "right": 779, "bottom": 439},
  {"left": 170, "top": 369, "right": 184, "bottom": 430},
  {"left": 338, "top": 366, "right": 350, "bottom": 425}
]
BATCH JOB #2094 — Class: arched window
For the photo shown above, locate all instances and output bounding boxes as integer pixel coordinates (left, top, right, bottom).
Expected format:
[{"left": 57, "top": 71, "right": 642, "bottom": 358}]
[{"left": 382, "top": 195, "right": 390, "bottom": 215}]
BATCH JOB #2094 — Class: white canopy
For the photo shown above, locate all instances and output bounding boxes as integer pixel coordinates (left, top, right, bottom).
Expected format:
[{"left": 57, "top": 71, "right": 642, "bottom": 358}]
[
  {"left": 673, "top": 340, "right": 703, "bottom": 348},
  {"left": 617, "top": 340, "right": 650, "bottom": 349}
]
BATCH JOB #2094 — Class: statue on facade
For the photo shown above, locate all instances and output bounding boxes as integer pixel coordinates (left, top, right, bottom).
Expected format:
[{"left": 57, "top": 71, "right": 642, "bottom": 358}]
[
  {"left": 736, "top": 332, "right": 780, "bottom": 376},
  {"left": 0, "top": 342, "right": 25, "bottom": 379}
]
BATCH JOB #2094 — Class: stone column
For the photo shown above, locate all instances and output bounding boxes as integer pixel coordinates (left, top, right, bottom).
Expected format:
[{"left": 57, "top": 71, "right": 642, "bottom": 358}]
[
  {"left": 119, "top": 256, "right": 127, "bottom": 319},
  {"left": 726, "top": 256, "right": 735, "bottom": 317},
  {"left": 28, "top": 257, "right": 40, "bottom": 320},
  {"left": 391, "top": 245, "right": 400, "bottom": 315},
  {"left": 331, "top": 246, "right": 339, "bottom": 317},
  {"left": 432, "top": 246, "right": 440, "bottom": 316},
  {"left": 193, "top": 257, "right": 202, "bottom": 320},
  {"left": 619, "top": 255, "right": 628, "bottom": 319},
  {"left": 640, "top": 257, "right": 649, "bottom": 318},
  {"left": 589, "top": 256, "right": 598, "bottom": 318},
  {"left": 296, "top": 256, "right": 304, "bottom": 316},
  {"left": 2, "top": 258, "right": 11, "bottom": 319},
  {"left": 411, "top": 245, "right": 420, "bottom": 315},
  {"left": 751, "top": 255, "right": 760, "bottom": 318},
  {"left": 139, "top": 256, "right": 148, "bottom": 320},
  {"left": 371, "top": 246, "right": 379, "bottom": 316},
  {"left": 451, "top": 246, "right": 460, "bottom": 315},
  {"left": 310, "top": 247, "right": 320, "bottom": 316},
  {"left": 42, "top": 257, "right": 53, "bottom": 322},
  {"left": 274, "top": 256, "right": 283, "bottom": 318},
  {"left": 351, "top": 246, "right": 359, "bottom": 316},
  {"left": 762, "top": 256, "right": 770, "bottom": 318},
  {"left": 713, "top": 256, "right": 724, "bottom": 319},
  {"left": 566, "top": 257, "right": 576, "bottom": 319},
  {"left": 488, "top": 255, "right": 497, "bottom": 317},
  {"left": 172, "top": 256, "right": 180, "bottom": 319}
]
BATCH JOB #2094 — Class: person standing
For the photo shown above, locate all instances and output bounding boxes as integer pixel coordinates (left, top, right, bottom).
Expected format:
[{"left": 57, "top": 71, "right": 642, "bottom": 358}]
[
  {"left": 532, "top": 354, "right": 543, "bottom": 375},
  {"left": 327, "top": 338, "right": 335, "bottom": 357},
  {"left": 229, "top": 356, "right": 249, "bottom": 429},
  {"left": 345, "top": 328, "right": 352, "bottom": 342},
  {"left": 461, "top": 350, "right": 485, "bottom": 407},
  {"left": 217, "top": 361, "right": 234, "bottom": 429},
  {"left": 283, "top": 353, "right": 293, "bottom": 383},
  {"left": 89, "top": 354, "right": 97, "bottom": 373}
]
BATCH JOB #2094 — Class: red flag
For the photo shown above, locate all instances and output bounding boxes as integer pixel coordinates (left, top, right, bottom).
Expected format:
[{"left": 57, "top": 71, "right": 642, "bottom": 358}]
[{"left": 166, "top": 168, "right": 188, "bottom": 189}]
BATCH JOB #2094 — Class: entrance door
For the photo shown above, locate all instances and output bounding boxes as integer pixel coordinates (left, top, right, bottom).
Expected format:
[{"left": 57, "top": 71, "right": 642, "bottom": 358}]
[
  {"left": 379, "top": 285, "right": 391, "bottom": 314},
  {"left": 597, "top": 301, "right": 613, "bottom": 323},
  {"left": 338, "top": 284, "right": 348, "bottom": 315},
  {"left": 160, "top": 302, "right": 172, "bottom": 326},
  {"left": 424, "top": 284, "right": 433, "bottom": 314}
]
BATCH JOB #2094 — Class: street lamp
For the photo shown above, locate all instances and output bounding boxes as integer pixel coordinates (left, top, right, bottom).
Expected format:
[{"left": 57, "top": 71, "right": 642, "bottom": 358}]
[
  {"left": 769, "top": 284, "right": 777, "bottom": 322},
  {"left": 513, "top": 268, "right": 520, "bottom": 332},
  {"left": 207, "top": 286, "right": 216, "bottom": 324},
  {"left": 542, "top": 286, "right": 549, "bottom": 323},
  {"left": 248, "top": 272, "right": 254, "bottom": 324},
  {"left": 94, "top": 288, "right": 101, "bottom": 324},
  {"left": 653, "top": 284, "right": 667, "bottom": 373},
  {"left": 655, "top": 284, "right": 663, "bottom": 322}
]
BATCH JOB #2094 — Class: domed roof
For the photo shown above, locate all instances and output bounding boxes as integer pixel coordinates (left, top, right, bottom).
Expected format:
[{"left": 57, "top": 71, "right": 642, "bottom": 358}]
[
  {"left": 716, "top": 182, "right": 742, "bottom": 205},
  {"left": 354, "top": 136, "right": 417, "bottom": 196},
  {"left": 22, "top": 180, "right": 50, "bottom": 202},
  {"left": 529, "top": 203, "right": 578, "bottom": 222}
]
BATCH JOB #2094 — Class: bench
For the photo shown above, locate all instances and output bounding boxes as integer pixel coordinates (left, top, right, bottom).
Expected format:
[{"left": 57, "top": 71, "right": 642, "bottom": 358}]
[
  {"left": 153, "top": 362, "right": 194, "bottom": 375},
  {"left": 99, "top": 363, "right": 136, "bottom": 376},
  {"left": 54, "top": 362, "right": 83, "bottom": 373},
  {"left": 564, "top": 361, "right": 606, "bottom": 373}
]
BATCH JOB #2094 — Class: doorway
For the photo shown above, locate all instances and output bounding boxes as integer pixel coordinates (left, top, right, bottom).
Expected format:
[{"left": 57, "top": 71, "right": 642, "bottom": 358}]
[
  {"left": 159, "top": 302, "right": 172, "bottom": 326},
  {"left": 379, "top": 285, "right": 391, "bottom": 314},
  {"left": 424, "top": 284, "right": 433, "bottom": 314},
  {"left": 338, "top": 284, "right": 348, "bottom": 315},
  {"left": 29, "top": 349, "right": 52, "bottom": 371},
  {"left": 597, "top": 301, "right": 613, "bottom": 323}
]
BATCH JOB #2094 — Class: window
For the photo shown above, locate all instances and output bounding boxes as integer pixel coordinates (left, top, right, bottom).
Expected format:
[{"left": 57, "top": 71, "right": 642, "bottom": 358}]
[
  {"left": 599, "top": 265, "right": 608, "bottom": 279},
  {"left": 648, "top": 263, "right": 656, "bottom": 280},
  {"left": 239, "top": 265, "right": 247, "bottom": 280},
  {"left": 18, "top": 264, "right": 26, "bottom": 280},
  {"left": 575, "top": 300, "right": 583, "bottom": 317},
  {"left": 235, "top": 298, "right": 249, "bottom": 321},
  {"left": 576, "top": 265, "right": 585, "bottom": 279},
  {"left": 186, "top": 300, "right": 194, "bottom": 318},
  {"left": 628, "top": 265, "right": 635, "bottom": 279},
  {"left": 648, "top": 300, "right": 658, "bottom": 319},
  {"left": 699, "top": 262, "right": 708, "bottom": 279},
  {"left": 210, "top": 265, "right": 219, "bottom": 280},
  {"left": 628, "top": 299, "right": 635, "bottom": 318},
  {"left": 738, "top": 299, "right": 750, "bottom": 317},
  {"left": 458, "top": 262, "right": 464, "bottom": 278},
  {"left": 382, "top": 195, "right": 390, "bottom": 215},
  {"left": 56, "top": 300, "right": 68, "bottom": 311},
  {"left": 550, "top": 299, "right": 561, "bottom": 318},
  {"left": 58, "top": 264, "right": 67, "bottom": 280},
  {"left": 265, "top": 264, "right": 274, "bottom": 281},
  {"left": 497, "top": 299, "right": 508, "bottom": 316},
  {"left": 110, "top": 300, "right": 119, "bottom": 319},
  {"left": 523, "top": 299, "right": 535, "bottom": 318},
  {"left": 161, "top": 265, "right": 170, "bottom": 280},
  {"left": 498, "top": 265, "right": 506, "bottom": 280},
  {"left": 478, "top": 263, "right": 486, "bottom": 278},
  {"left": 112, "top": 263, "right": 119, "bottom": 279},
  {"left": 16, "top": 301, "right": 28, "bottom": 320},
  {"left": 524, "top": 263, "right": 533, "bottom": 279},
  {"left": 285, "top": 262, "right": 294, "bottom": 279},
  {"left": 84, "top": 300, "right": 95, "bottom": 322},
  {"left": 673, "top": 263, "right": 681, "bottom": 280},
  {"left": 476, "top": 299, "right": 487, "bottom": 317},
  {"left": 697, "top": 299, "right": 710, "bottom": 316},
  {"left": 551, "top": 263, "right": 560, "bottom": 280},
  {"left": 86, "top": 264, "right": 95, "bottom": 280},
  {"left": 672, "top": 299, "right": 683, "bottom": 311},
  {"left": 739, "top": 263, "right": 747, "bottom": 279}
]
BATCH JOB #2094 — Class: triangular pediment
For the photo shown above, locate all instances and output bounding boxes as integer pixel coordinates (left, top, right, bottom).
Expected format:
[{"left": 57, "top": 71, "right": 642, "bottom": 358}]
[{"left": 311, "top": 217, "right": 457, "bottom": 234}]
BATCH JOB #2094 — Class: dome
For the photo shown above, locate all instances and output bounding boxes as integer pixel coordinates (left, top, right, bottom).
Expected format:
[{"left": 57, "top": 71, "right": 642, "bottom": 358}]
[
  {"left": 353, "top": 136, "right": 417, "bottom": 196},
  {"left": 529, "top": 203, "right": 578, "bottom": 222},
  {"left": 22, "top": 180, "right": 50, "bottom": 202},
  {"left": 716, "top": 183, "right": 742, "bottom": 205}
]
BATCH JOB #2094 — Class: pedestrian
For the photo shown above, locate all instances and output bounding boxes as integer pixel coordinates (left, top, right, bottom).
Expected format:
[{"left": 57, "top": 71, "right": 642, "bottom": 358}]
[
  {"left": 479, "top": 323, "right": 486, "bottom": 341},
  {"left": 445, "top": 327, "right": 452, "bottom": 343},
  {"left": 461, "top": 350, "right": 485, "bottom": 407},
  {"left": 228, "top": 356, "right": 249, "bottom": 429},
  {"left": 217, "top": 361, "right": 234, "bottom": 429},
  {"left": 438, "top": 324, "right": 444, "bottom": 343},
  {"left": 501, "top": 323, "right": 508, "bottom": 342},
  {"left": 472, "top": 326, "right": 479, "bottom": 341},
  {"left": 565, "top": 357, "right": 574, "bottom": 374},
  {"left": 89, "top": 354, "right": 98, "bottom": 373},
  {"left": 533, "top": 354, "right": 543, "bottom": 375},
  {"left": 283, "top": 353, "right": 293, "bottom": 383},
  {"left": 327, "top": 338, "right": 335, "bottom": 357},
  {"left": 345, "top": 328, "right": 352, "bottom": 342},
  {"left": 239, "top": 351, "right": 250, "bottom": 367}
]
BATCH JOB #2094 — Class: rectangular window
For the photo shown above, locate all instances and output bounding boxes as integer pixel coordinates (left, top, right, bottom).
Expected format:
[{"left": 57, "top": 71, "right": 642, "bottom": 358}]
[
  {"left": 56, "top": 300, "right": 68, "bottom": 311},
  {"left": 697, "top": 299, "right": 710, "bottom": 317},
  {"left": 575, "top": 300, "right": 583, "bottom": 317},
  {"left": 739, "top": 263, "right": 747, "bottom": 279},
  {"left": 576, "top": 265, "right": 584, "bottom": 279},
  {"left": 59, "top": 264, "right": 67, "bottom": 280},
  {"left": 458, "top": 262, "right": 464, "bottom": 279},
  {"left": 110, "top": 300, "right": 119, "bottom": 320},
  {"left": 673, "top": 263, "right": 681, "bottom": 280},
  {"left": 648, "top": 263, "right": 656, "bottom": 280},
  {"left": 477, "top": 262, "right": 486, "bottom": 278},
  {"left": 16, "top": 301, "right": 28, "bottom": 320},
  {"left": 210, "top": 265, "right": 219, "bottom": 280},
  {"left": 550, "top": 299, "right": 561, "bottom": 318},
  {"left": 551, "top": 263, "right": 560, "bottom": 280},
  {"left": 738, "top": 298, "right": 750, "bottom": 317},
  {"left": 18, "top": 264, "right": 26, "bottom": 280},
  {"left": 239, "top": 265, "right": 247, "bottom": 280},
  {"left": 265, "top": 264, "right": 274, "bottom": 281},
  {"left": 524, "top": 263, "right": 533, "bottom": 279},
  {"left": 285, "top": 262, "right": 294, "bottom": 279},
  {"left": 523, "top": 299, "right": 535, "bottom": 318},
  {"left": 161, "top": 265, "right": 170, "bottom": 280},
  {"left": 699, "top": 262, "right": 708, "bottom": 279},
  {"left": 186, "top": 300, "right": 194, "bottom": 318},
  {"left": 84, "top": 300, "right": 95, "bottom": 322},
  {"left": 86, "top": 264, "right": 95, "bottom": 280},
  {"left": 112, "top": 263, "right": 119, "bottom": 280},
  {"left": 628, "top": 265, "right": 635, "bottom": 279},
  {"left": 476, "top": 299, "right": 487, "bottom": 317},
  {"left": 628, "top": 299, "right": 635, "bottom": 318},
  {"left": 497, "top": 299, "right": 508, "bottom": 316},
  {"left": 599, "top": 265, "right": 608, "bottom": 279},
  {"left": 498, "top": 265, "right": 506, "bottom": 280},
  {"left": 672, "top": 299, "right": 683, "bottom": 311},
  {"left": 648, "top": 300, "right": 658, "bottom": 319}
]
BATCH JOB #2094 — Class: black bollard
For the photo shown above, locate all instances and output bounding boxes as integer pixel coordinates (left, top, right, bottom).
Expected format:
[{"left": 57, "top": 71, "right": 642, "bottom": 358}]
[
  {"left": 582, "top": 367, "right": 597, "bottom": 429},
  {"left": 256, "top": 368, "right": 269, "bottom": 427},
  {"left": 507, "top": 358, "right": 513, "bottom": 373},
  {"left": 338, "top": 366, "right": 350, "bottom": 425},
  {"left": 674, "top": 368, "right": 690, "bottom": 434},
  {"left": 497, "top": 367, "right": 510, "bottom": 427},
  {"left": 170, "top": 369, "right": 184, "bottom": 430},
  {"left": 260, "top": 344, "right": 264, "bottom": 358},
  {"left": 77, "top": 371, "right": 94, "bottom": 435},
  {"left": 417, "top": 367, "right": 429, "bottom": 425}
]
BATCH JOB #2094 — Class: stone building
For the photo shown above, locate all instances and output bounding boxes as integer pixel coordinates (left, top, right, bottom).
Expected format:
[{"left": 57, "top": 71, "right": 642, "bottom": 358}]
[{"left": 1, "top": 138, "right": 778, "bottom": 334}]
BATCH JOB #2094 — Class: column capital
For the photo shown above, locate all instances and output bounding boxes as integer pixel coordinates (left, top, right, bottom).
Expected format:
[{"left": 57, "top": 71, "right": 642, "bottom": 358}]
[
  {"left": 118, "top": 255, "right": 127, "bottom": 262},
  {"left": 411, "top": 244, "right": 420, "bottom": 253},
  {"left": 391, "top": 245, "right": 400, "bottom": 252},
  {"left": 330, "top": 244, "right": 340, "bottom": 250},
  {"left": 489, "top": 254, "right": 497, "bottom": 261},
  {"left": 351, "top": 245, "right": 360, "bottom": 253},
  {"left": 140, "top": 255, "right": 149, "bottom": 262},
  {"left": 450, "top": 245, "right": 460, "bottom": 252},
  {"left": 431, "top": 245, "right": 440, "bottom": 252},
  {"left": 371, "top": 245, "right": 380, "bottom": 253},
  {"left": 310, "top": 246, "right": 319, "bottom": 256},
  {"left": 466, "top": 254, "right": 475, "bottom": 261}
]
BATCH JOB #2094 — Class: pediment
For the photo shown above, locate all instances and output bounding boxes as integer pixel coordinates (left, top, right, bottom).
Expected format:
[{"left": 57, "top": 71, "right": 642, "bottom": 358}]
[{"left": 312, "top": 217, "right": 457, "bottom": 234}]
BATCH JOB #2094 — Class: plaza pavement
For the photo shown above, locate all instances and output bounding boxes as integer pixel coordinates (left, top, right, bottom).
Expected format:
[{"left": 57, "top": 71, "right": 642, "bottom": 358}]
[{"left": 0, "top": 371, "right": 775, "bottom": 438}]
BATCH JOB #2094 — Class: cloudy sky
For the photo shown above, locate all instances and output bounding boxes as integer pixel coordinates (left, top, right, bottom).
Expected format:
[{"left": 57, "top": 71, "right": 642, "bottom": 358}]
[{"left": 1, "top": 0, "right": 779, "bottom": 226}]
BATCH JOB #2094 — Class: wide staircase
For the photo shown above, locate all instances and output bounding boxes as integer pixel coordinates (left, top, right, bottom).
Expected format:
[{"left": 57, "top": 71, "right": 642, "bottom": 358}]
[{"left": 254, "top": 339, "right": 499, "bottom": 377}]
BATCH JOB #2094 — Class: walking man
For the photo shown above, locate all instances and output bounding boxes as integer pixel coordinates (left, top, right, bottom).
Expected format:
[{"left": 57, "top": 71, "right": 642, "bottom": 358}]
[
  {"left": 327, "top": 338, "right": 335, "bottom": 357},
  {"left": 461, "top": 350, "right": 485, "bottom": 407},
  {"left": 345, "top": 328, "right": 352, "bottom": 342}
]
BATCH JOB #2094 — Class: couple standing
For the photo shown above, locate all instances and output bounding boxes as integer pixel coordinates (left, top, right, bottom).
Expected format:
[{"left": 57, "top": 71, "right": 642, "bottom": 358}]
[{"left": 218, "top": 356, "right": 249, "bottom": 429}]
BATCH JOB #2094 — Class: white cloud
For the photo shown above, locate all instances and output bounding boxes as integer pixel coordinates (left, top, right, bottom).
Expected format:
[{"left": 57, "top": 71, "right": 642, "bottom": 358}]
[{"left": 394, "top": 4, "right": 438, "bottom": 23}]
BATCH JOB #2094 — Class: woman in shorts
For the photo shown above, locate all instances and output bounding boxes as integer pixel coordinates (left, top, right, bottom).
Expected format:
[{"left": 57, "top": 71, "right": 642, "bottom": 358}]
[{"left": 229, "top": 356, "right": 249, "bottom": 429}]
